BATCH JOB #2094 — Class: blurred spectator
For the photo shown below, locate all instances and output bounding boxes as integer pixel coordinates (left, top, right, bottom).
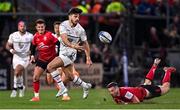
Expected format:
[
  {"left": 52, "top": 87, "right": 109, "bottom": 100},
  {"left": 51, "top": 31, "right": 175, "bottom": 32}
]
[
  {"left": 91, "top": 0, "right": 103, "bottom": 14},
  {"left": 106, "top": 0, "right": 126, "bottom": 15},
  {"left": 168, "top": 25, "right": 180, "bottom": 48},
  {"left": 60, "top": 0, "right": 72, "bottom": 13},
  {"left": 76, "top": 0, "right": 90, "bottom": 27},
  {"left": 171, "top": 0, "right": 180, "bottom": 16},
  {"left": 146, "top": 26, "right": 160, "bottom": 48},
  {"left": 169, "top": 15, "right": 180, "bottom": 35},
  {"left": 0, "top": 39, "right": 12, "bottom": 68},
  {"left": 137, "top": 0, "right": 156, "bottom": 15},
  {"left": 105, "top": 0, "right": 124, "bottom": 26},
  {"left": 0, "top": 0, "right": 12, "bottom": 12},
  {"left": 154, "top": 0, "right": 167, "bottom": 16},
  {"left": 90, "top": 44, "right": 102, "bottom": 63},
  {"left": 77, "top": 0, "right": 90, "bottom": 13},
  {"left": 132, "top": 0, "right": 141, "bottom": 6}
]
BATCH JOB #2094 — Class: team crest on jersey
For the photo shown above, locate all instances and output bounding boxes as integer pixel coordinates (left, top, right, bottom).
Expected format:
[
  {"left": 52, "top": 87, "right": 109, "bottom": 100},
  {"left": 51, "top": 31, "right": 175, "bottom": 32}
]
[{"left": 18, "top": 42, "right": 24, "bottom": 49}]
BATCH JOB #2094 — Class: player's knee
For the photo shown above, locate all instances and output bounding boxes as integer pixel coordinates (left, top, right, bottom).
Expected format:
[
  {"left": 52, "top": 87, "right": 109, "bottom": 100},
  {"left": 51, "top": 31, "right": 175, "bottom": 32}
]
[
  {"left": 33, "top": 75, "right": 40, "bottom": 82},
  {"left": 47, "top": 64, "right": 54, "bottom": 73}
]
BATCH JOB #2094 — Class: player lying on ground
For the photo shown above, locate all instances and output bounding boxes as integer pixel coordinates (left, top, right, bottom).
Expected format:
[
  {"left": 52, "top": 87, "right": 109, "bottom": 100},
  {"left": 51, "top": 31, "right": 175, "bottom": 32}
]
[{"left": 107, "top": 58, "right": 176, "bottom": 104}]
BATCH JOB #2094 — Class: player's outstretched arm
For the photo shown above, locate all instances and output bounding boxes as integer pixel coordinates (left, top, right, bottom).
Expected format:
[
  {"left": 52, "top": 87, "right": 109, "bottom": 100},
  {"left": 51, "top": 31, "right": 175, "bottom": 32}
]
[
  {"left": 131, "top": 95, "right": 140, "bottom": 104},
  {"left": 61, "top": 33, "right": 84, "bottom": 51},
  {"left": 153, "top": 58, "right": 161, "bottom": 66},
  {"left": 82, "top": 40, "right": 92, "bottom": 67}
]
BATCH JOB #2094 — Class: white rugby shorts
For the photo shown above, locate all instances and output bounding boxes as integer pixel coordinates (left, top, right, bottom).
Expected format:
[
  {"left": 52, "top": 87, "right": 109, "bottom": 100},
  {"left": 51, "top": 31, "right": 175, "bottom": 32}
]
[
  {"left": 59, "top": 51, "right": 76, "bottom": 66},
  {"left": 12, "top": 54, "right": 30, "bottom": 69}
]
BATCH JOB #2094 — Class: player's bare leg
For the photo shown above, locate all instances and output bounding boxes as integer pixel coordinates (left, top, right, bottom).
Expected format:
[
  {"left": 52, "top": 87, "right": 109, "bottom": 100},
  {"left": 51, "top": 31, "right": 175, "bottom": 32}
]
[
  {"left": 47, "top": 57, "right": 67, "bottom": 97},
  {"left": 144, "top": 58, "right": 161, "bottom": 85},
  {"left": 30, "top": 66, "right": 44, "bottom": 101},
  {"left": 159, "top": 67, "right": 176, "bottom": 95},
  {"left": 10, "top": 65, "right": 25, "bottom": 98}
]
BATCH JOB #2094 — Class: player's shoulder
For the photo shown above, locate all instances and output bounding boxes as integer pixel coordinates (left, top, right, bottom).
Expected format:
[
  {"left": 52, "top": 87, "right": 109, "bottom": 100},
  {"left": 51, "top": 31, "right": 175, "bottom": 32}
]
[
  {"left": 10, "top": 31, "right": 18, "bottom": 36},
  {"left": 76, "top": 23, "right": 85, "bottom": 31},
  {"left": 60, "top": 20, "right": 69, "bottom": 27},
  {"left": 45, "top": 31, "right": 54, "bottom": 36},
  {"left": 34, "top": 32, "right": 39, "bottom": 37},
  {"left": 25, "top": 31, "right": 33, "bottom": 37}
]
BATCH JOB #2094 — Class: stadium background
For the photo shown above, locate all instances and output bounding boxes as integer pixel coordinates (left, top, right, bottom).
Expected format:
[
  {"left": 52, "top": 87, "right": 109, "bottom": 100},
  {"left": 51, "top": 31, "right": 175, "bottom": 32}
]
[{"left": 0, "top": 0, "right": 180, "bottom": 95}]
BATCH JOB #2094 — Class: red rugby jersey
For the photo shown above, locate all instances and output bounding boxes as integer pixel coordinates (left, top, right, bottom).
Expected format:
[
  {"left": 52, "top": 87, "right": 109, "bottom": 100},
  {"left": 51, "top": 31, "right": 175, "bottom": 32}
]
[
  {"left": 32, "top": 31, "right": 58, "bottom": 62},
  {"left": 113, "top": 87, "right": 147, "bottom": 104}
]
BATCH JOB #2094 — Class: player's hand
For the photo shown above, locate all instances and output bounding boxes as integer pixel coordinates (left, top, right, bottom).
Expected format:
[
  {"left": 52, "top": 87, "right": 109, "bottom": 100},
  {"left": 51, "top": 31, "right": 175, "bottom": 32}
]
[
  {"left": 86, "top": 57, "right": 92, "bottom": 67},
  {"left": 29, "top": 55, "right": 35, "bottom": 63},
  {"left": 72, "top": 42, "right": 84, "bottom": 51},
  {"left": 9, "top": 49, "right": 16, "bottom": 54},
  {"left": 153, "top": 58, "right": 161, "bottom": 66}
]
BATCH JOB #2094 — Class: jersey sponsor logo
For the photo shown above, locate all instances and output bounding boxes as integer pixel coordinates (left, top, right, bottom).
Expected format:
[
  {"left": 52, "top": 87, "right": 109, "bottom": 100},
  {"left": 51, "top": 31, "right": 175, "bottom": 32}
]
[
  {"left": 125, "top": 91, "right": 133, "bottom": 99},
  {"left": 39, "top": 42, "right": 49, "bottom": 48}
]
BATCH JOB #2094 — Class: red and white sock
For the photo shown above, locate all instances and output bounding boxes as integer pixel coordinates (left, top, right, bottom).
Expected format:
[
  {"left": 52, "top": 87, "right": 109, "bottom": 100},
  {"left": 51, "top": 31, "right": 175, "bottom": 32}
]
[
  {"left": 33, "top": 81, "right": 40, "bottom": 97},
  {"left": 162, "top": 70, "right": 172, "bottom": 84},
  {"left": 145, "top": 65, "right": 157, "bottom": 81}
]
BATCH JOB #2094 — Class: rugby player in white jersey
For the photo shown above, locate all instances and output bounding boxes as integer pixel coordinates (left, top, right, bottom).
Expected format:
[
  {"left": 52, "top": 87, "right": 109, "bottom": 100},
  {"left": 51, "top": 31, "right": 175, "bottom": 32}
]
[
  {"left": 6, "top": 21, "right": 33, "bottom": 98},
  {"left": 47, "top": 8, "right": 92, "bottom": 99}
]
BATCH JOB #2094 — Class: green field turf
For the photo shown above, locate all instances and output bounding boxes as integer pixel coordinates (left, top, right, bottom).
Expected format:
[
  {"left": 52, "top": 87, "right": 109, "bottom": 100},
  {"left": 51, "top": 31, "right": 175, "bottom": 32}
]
[{"left": 0, "top": 88, "right": 180, "bottom": 109}]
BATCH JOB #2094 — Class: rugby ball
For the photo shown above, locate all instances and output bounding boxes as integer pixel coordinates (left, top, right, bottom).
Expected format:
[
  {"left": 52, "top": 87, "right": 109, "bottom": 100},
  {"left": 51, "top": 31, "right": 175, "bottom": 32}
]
[{"left": 98, "top": 31, "right": 112, "bottom": 43}]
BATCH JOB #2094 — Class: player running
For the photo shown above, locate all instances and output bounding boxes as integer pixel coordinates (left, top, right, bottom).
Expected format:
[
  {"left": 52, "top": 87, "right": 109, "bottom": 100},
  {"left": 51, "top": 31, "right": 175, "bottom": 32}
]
[
  {"left": 46, "top": 21, "right": 71, "bottom": 101},
  {"left": 107, "top": 58, "right": 176, "bottom": 104},
  {"left": 47, "top": 8, "right": 92, "bottom": 99},
  {"left": 29, "top": 19, "right": 66, "bottom": 102},
  {"left": 6, "top": 21, "right": 33, "bottom": 98}
]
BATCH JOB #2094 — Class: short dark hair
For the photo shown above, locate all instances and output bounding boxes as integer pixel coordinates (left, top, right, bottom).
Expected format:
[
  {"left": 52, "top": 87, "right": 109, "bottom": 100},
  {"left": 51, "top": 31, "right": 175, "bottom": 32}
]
[
  {"left": 68, "top": 7, "right": 82, "bottom": 15},
  {"left": 35, "top": 19, "right": 45, "bottom": 25},
  {"left": 53, "top": 21, "right": 61, "bottom": 26},
  {"left": 107, "top": 82, "right": 118, "bottom": 88}
]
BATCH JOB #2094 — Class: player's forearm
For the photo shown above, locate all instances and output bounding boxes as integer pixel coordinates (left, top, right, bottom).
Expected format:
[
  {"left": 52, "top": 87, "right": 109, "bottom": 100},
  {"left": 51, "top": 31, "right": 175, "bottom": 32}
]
[
  {"left": 61, "top": 35, "right": 74, "bottom": 48},
  {"left": 83, "top": 41, "right": 91, "bottom": 59},
  {"left": 6, "top": 42, "right": 14, "bottom": 53},
  {"left": 6, "top": 42, "right": 12, "bottom": 50},
  {"left": 131, "top": 95, "right": 140, "bottom": 104},
  {"left": 30, "top": 44, "right": 36, "bottom": 56}
]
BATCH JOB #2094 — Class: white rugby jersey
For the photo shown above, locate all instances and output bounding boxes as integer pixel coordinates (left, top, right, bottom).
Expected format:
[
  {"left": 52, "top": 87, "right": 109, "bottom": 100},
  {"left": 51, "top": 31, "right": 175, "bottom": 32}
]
[
  {"left": 59, "top": 20, "right": 87, "bottom": 54},
  {"left": 8, "top": 31, "right": 33, "bottom": 57}
]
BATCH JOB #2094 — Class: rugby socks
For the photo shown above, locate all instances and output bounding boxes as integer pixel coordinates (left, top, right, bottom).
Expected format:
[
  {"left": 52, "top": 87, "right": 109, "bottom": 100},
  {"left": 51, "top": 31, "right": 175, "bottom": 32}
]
[
  {"left": 50, "top": 70, "right": 66, "bottom": 90},
  {"left": 33, "top": 81, "right": 40, "bottom": 97},
  {"left": 162, "top": 69, "right": 172, "bottom": 84},
  {"left": 13, "top": 75, "right": 18, "bottom": 90},
  {"left": 18, "top": 75, "right": 24, "bottom": 88},
  {"left": 73, "top": 75, "right": 87, "bottom": 88},
  {"left": 145, "top": 65, "right": 157, "bottom": 81}
]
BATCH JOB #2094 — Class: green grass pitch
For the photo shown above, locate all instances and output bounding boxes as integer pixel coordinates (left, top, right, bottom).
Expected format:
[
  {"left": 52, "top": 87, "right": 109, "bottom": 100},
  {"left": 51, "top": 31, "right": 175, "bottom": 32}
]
[{"left": 0, "top": 88, "right": 180, "bottom": 109}]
